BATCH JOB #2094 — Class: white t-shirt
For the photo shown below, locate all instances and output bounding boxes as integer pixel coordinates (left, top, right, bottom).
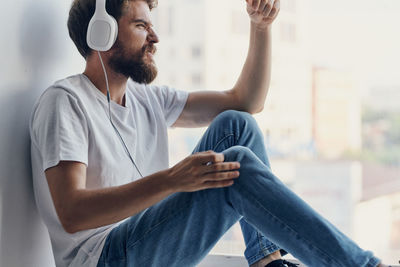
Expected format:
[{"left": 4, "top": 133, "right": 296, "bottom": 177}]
[{"left": 30, "top": 74, "right": 188, "bottom": 267}]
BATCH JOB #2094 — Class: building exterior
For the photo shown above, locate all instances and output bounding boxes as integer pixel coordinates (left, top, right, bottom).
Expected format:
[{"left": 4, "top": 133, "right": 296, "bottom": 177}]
[
  {"left": 355, "top": 164, "right": 400, "bottom": 263},
  {"left": 256, "top": 0, "right": 314, "bottom": 159},
  {"left": 312, "top": 67, "right": 362, "bottom": 158},
  {"left": 363, "top": 85, "right": 400, "bottom": 112}
]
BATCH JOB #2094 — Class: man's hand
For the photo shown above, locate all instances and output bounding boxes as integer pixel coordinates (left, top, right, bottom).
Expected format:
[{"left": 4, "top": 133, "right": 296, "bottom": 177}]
[
  {"left": 246, "top": 0, "right": 280, "bottom": 30},
  {"left": 167, "top": 150, "right": 241, "bottom": 192}
]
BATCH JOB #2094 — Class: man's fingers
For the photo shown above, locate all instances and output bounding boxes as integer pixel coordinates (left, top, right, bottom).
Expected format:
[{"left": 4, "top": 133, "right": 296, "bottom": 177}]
[
  {"left": 268, "top": 0, "right": 280, "bottom": 18},
  {"left": 203, "top": 170, "right": 240, "bottom": 181},
  {"left": 263, "top": 0, "right": 274, "bottom": 17},
  {"left": 258, "top": 0, "right": 268, "bottom": 13},
  {"left": 252, "top": 0, "right": 261, "bottom": 10},
  {"left": 197, "top": 152, "right": 225, "bottom": 165},
  {"left": 204, "top": 162, "right": 240, "bottom": 174}
]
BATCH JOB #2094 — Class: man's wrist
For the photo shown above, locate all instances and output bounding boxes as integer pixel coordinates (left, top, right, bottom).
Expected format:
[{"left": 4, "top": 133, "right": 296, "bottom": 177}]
[
  {"left": 251, "top": 21, "right": 272, "bottom": 33},
  {"left": 159, "top": 168, "right": 179, "bottom": 194}
]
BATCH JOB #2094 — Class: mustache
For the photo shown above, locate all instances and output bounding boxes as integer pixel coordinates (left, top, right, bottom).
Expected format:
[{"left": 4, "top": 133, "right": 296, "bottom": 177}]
[{"left": 143, "top": 44, "right": 157, "bottom": 55}]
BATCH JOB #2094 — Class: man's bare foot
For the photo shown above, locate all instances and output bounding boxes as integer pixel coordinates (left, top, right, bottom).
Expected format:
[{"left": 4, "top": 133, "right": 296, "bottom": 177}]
[{"left": 250, "top": 250, "right": 282, "bottom": 267}]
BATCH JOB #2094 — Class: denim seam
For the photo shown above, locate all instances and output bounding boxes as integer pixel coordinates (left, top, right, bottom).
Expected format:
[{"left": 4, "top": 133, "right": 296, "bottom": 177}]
[
  {"left": 257, "top": 231, "right": 266, "bottom": 251},
  {"left": 247, "top": 244, "right": 281, "bottom": 265},
  {"left": 233, "top": 184, "right": 343, "bottom": 266},
  {"left": 365, "top": 257, "right": 381, "bottom": 267},
  {"left": 212, "top": 133, "right": 235, "bottom": 151}
]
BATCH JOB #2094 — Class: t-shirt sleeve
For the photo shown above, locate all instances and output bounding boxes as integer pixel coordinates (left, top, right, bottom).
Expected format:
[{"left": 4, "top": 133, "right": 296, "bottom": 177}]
[
  {"left": 149, "top": 85, "right": 189, "bottom": 127},
  {"left": 31, "top": 88, "right": 89, "bottom": 172}
]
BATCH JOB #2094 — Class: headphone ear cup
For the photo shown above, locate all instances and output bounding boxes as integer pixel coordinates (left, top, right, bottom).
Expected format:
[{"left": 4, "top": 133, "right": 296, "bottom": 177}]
[{"left": 87, "top": 12, "right": 118, "bottom": 51}]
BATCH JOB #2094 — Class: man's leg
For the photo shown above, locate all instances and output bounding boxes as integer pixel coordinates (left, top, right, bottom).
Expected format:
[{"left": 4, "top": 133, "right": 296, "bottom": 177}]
[
  {"left": 221, "top": 145, "right": 380, "bottom": 267},
  {"left": 97, "top": 145, "right": 381, "bottom": 267},
  {"left": 97, "top": 183, "right": 242, "bottom": 267},
  {"left": 191, "top": 110, "right": 284, "bottom": 266}
]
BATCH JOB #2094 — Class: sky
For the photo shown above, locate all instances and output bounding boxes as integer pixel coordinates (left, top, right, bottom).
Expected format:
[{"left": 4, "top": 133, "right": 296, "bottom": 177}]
[{"left": 308, "top": 0, "right": 400, "bottom": 87}]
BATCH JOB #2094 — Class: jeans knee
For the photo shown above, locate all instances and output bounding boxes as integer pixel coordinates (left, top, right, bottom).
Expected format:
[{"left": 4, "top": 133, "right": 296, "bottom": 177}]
[
  {"left": 223, "top": 145, "right": 255, "bottom": 163},
  {"left": 216, "top": 110, "right": 253, "bottom": 124},
  {"left": 223, "top": 145, "right": 274, "bottom": 184},
  {"left": 209, "top": 110, "right": 267, "bottom": 154},
  {"left": 213, "top": 110, "right": 261, "bottom": 135}
]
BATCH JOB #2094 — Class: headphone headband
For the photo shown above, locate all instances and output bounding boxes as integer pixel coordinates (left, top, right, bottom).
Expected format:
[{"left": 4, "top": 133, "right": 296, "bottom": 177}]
[{"left": 95, "top": 0, "right": 106, "bottom": 13}]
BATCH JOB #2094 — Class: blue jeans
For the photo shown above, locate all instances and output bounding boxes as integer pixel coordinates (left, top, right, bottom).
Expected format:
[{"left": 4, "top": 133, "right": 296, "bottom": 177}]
[{"left": 97, "top": 110, "right": 380, "bottom": 267}]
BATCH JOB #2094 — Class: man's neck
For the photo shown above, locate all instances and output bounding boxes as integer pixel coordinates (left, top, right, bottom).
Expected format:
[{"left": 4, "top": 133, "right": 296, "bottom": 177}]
[{"left": 84, "top": 55, "right": 128, "bottom": 106}]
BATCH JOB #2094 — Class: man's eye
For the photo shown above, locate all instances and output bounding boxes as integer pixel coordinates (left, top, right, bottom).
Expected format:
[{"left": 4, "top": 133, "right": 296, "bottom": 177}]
[{"left": 137, "top": 24, "right": 146, "bottom": 28}]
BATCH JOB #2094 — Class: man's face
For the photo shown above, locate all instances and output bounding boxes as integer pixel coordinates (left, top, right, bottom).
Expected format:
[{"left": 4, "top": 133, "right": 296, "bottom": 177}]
[{"left": 108, "top": 0, "right": 159, "bottom": 84}]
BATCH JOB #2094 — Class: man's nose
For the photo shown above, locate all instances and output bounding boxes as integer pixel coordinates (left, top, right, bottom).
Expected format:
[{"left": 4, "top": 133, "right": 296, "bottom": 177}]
[{"left": 147, "top": 28, "right": 159, "bottom": 43}]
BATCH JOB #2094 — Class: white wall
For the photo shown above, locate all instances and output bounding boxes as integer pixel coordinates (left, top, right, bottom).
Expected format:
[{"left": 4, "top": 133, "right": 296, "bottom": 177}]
[{"left": 0, "top": 1, "right": 84, "bottom": 266}]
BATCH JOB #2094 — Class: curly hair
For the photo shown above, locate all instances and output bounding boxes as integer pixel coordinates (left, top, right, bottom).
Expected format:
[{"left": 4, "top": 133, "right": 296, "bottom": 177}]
[{"left": 68, "top": 0, "right": 158, "bottom": 59}]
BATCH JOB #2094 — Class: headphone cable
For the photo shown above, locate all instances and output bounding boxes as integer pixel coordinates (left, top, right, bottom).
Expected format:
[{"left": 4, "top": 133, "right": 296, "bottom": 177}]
[{"left": 97, "top": 51, "right": 144, "bottom": 178}]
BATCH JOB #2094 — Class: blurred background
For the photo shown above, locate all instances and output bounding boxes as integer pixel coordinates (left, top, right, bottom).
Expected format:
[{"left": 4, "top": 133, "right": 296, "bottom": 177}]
[
  {"left": 153, "top": 0, "right": 400, "bottom": 263},
  {"left": 0, "top": 0, "right": 399, "bottom": 266}
]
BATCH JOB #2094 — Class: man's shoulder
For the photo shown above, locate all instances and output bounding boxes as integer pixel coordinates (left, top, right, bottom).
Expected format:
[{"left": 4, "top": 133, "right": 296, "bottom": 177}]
[
  {"left": 38, "top": 74, "right": 93, "bottom": 104},
  {"left": 30, "top": 75, "right": 92, "bottom": 136},
  {"left": 52, "top": 74, "right": 87, "bottom": 95},
  {"left": 31, "top": 74, "right": 91, "bottom": 121}
]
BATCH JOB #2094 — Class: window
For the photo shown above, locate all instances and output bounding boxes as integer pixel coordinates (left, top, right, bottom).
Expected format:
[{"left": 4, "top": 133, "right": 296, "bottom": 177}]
[
  {"left": 281, "top": 0, "right": 296, "bottom": 13},
  {"left": 191, "top": 45, "right": 202, "bottom": 58},
  {"left": 167, "top": 6, "right": 174, "bottom": 35},
  {"left": 155, "top": 5, "right": 174, "bottom": 36},
  {"left": 280, "top": 22, "right": 296, "bottom": 43},
  {"left": 162, "top": 0, "right": 400, "bottom": 264},
  {"left": 191, "top": 73, "right": 203, "bottom": 86},
  {"left": 231, "top": 10, "right": 248, "bottom": 35}
]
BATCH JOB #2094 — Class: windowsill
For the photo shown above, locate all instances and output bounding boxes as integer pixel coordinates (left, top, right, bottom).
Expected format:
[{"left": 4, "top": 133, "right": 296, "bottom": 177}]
[
  {"left": 198, "top": 254, "right": 247, "bottom": 267},
  {"left": 198, "top": 254, "right": 304, "bottom": 267}
]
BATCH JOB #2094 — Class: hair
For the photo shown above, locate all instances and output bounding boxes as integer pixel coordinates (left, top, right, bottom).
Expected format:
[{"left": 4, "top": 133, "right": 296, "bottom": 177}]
[{"left": 67, "top": 0, "right": 158, "bottom": 59}]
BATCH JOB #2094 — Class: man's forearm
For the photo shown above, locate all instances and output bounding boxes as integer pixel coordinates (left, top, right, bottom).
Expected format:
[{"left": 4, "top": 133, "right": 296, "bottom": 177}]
[
  {"left": 63, "top": 169, "right": 174, "bottom": 233},
  {"left": 233, "top": 23, "right": 272, "bottom": 113}
]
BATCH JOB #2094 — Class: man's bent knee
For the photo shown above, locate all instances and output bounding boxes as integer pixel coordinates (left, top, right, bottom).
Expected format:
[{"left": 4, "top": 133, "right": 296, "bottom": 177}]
[
  {"left": 222, "top": 145, "right": 255, "bottom": 163},
  {"left": 214, "top": 110, "right": 253, "bottom": 124},
  {"left": 223, "top": 145, "right": 271, "bottom": 175},
  {"left": 212, "top": 110, "right": 262, "bottom": 137}
]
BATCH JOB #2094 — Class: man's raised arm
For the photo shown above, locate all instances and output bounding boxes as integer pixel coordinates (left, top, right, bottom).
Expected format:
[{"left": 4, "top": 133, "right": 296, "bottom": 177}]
[
  {"left": 232, "top": 0, "right": 280, "bottom": 114},
  {"left": 172, "top": 0, "right": 280, "bottom": 128}
]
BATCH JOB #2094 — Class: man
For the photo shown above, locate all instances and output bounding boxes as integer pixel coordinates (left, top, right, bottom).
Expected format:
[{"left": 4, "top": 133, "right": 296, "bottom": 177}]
[{"left": 30, "top": 0, "right": 390, "bottom": 266}]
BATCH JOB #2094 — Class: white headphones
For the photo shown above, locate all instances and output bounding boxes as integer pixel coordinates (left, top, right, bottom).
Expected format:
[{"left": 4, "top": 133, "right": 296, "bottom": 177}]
[{"left": 87, "top": 0, "right": 118, "bottom": 51}]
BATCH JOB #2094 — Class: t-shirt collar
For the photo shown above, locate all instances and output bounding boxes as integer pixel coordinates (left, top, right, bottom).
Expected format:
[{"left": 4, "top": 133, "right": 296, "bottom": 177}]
[{"left": 81, "top": 73, "right": 131, "bottom": 112}]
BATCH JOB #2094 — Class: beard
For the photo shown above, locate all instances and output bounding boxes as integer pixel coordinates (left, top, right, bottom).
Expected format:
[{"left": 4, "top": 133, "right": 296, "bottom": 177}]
[{"left": 108, "top": 39, "right": 158, "bottom": 84}]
